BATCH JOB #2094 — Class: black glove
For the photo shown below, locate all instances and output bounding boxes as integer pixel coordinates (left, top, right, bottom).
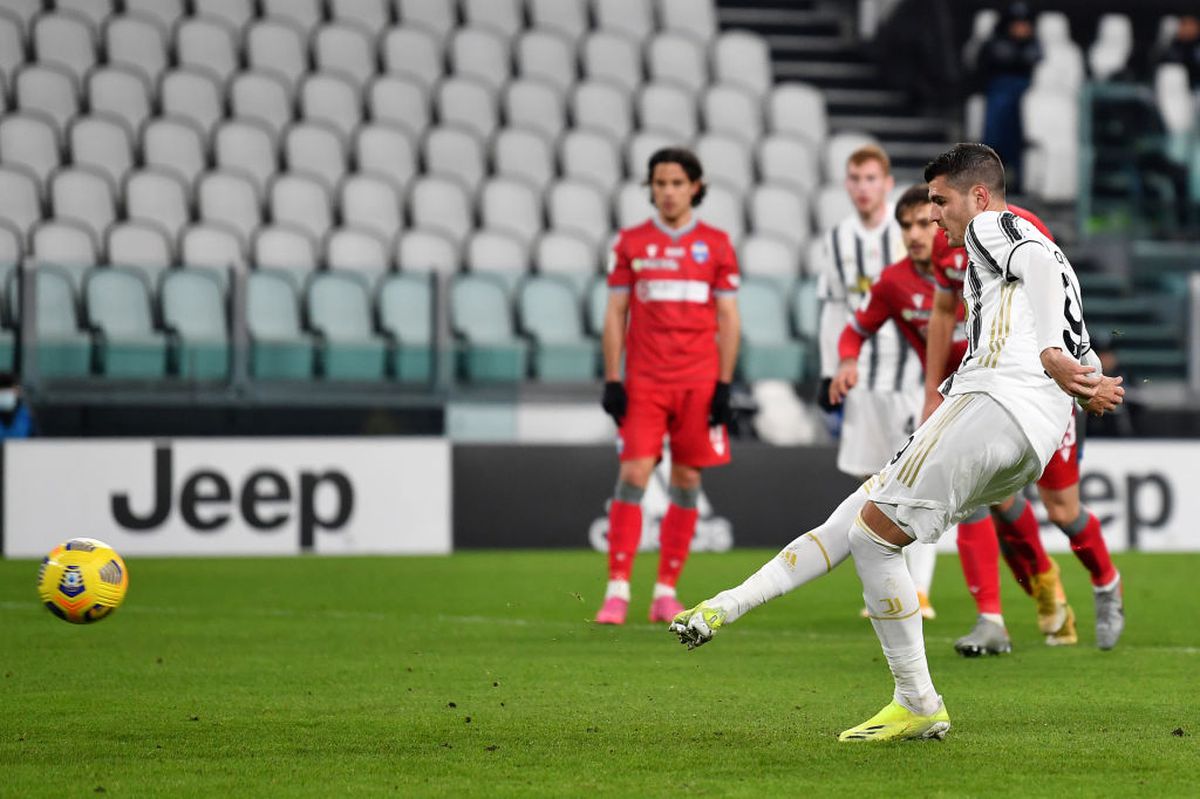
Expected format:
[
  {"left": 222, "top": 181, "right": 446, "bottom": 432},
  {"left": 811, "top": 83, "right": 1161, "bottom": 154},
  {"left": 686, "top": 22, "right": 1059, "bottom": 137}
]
[
  {"left": 816, "top": 377, "right": 838, "bottom": 413},
  {"left": 708, "top": 381, "right": 733, "bottom": 427},
  {"left": 601, "top": 381, "right": 627, "bottom": 424}
]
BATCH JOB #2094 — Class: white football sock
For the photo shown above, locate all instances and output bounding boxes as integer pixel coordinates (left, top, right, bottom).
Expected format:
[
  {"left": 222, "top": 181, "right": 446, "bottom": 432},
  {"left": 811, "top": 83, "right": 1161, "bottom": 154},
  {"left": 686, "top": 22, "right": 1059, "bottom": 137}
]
[
  {"left": 605, "top": 580, "right": 630, "bottom": 601},
  {"left": 849, "top": 515, "right": 940, "bottom": 717},
  {"left": 903, "top": 540, "right": 937, "bottom": 595},
  {"left": 652, "top": 582, "right": 676, "bottom": 600},
  {"left": 709, "top": 485, "right": 866, "bottom": 623}
]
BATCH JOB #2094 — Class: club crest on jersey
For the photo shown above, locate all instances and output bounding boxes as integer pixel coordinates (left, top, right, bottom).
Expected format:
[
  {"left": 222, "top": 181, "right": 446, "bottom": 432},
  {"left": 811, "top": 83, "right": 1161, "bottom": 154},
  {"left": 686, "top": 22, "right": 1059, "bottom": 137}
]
[
  {"left": 855, "top": 276, "right": 872, "bottom": 294},
  {"left": 912, "top": 293, "right": 925, "bottom": 308},
  {"left": 709, "top": 426, "right": 726, "bottom": 455},
  {"left": 954, "top": 253, "right": 965, "bottom": 268},
  {"left": 691, "top": 240, "right": 709, "bottom": 263}
]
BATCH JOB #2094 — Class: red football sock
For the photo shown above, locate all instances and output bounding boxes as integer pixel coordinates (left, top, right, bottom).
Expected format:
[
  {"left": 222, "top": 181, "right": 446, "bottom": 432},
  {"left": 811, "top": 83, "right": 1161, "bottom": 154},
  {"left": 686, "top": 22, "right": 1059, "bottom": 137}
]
[
  {"left": 998, "top": 537, "right": 1034, "bottom": 595},
  {"left": 606, "top": 499, "right": 642, "bottom": 581},
  {"left": 1064, "top": 512, "right": 1118, "bottom": 587},
  {"left": 656, "top": 503, "right": 699, "bottom": 587},
  {"left": 956, "top": 514, "right": 1002, "bottom": 615},
  {"left": 994, "top": 498, "right": 1053, "bottom": 578}
]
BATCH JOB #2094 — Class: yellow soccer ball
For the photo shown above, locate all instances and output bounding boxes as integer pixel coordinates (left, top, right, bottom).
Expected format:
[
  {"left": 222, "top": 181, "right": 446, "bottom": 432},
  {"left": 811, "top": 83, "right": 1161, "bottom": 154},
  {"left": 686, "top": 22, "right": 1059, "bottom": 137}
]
[{"left": 37, "top": 538, "right": 129, "bottom": 624}]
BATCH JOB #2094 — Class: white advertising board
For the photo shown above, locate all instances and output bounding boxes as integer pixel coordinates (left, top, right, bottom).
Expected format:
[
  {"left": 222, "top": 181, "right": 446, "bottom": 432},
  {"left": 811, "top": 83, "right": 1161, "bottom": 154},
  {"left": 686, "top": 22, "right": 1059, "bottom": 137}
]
[{"left": 3, "top": 438, "right": 451, "bottom": 558}]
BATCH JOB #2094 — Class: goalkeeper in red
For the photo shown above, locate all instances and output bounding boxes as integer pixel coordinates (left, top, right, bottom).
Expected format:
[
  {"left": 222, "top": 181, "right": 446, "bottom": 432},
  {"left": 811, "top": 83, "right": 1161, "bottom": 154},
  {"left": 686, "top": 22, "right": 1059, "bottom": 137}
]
[{"left": 594, "top": 147, "right": 741, "bottom": 625}]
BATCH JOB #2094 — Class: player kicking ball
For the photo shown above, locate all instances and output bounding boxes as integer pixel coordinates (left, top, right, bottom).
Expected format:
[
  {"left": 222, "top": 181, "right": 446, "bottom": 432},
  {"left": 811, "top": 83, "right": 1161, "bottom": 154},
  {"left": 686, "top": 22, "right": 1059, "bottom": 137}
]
[
  {"left": 670, "top": 144, "right": 1124, "bottom": 742},
  {"left": 594, "top": 147, "right": 741, "bottom": 625}
]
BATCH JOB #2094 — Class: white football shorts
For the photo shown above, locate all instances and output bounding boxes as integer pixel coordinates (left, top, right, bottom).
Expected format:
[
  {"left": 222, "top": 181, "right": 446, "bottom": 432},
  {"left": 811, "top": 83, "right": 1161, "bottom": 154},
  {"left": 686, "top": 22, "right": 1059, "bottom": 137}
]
[
  {"left": 837, "top": 387, "right": 923, "bottom": 477},
  {"left": 866, "top": 391, "right": 1042, "bottom": 544}
]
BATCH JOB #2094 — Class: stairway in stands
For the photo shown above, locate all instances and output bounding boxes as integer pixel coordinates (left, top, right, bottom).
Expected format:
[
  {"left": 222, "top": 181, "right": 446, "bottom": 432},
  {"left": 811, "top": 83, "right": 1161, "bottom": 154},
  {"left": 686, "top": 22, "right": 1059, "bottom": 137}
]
[{"left": 717, "top": 0, "right": 956, "bottom": 182}]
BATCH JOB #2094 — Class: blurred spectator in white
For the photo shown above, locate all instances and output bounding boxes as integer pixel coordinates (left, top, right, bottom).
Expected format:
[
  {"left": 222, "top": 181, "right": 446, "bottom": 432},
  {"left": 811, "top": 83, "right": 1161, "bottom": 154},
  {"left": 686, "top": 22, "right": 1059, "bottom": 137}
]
[
  {"left": 974, "top": 2, "right": 1041, "bottom": 185},
  {"left": 1155, "top": 14, "right": 1200, "bottom": 86}
]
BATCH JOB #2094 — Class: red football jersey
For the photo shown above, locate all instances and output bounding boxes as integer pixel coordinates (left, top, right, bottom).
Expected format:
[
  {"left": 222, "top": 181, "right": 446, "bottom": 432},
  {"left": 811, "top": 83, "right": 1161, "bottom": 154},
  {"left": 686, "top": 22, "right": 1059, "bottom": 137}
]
[
  {"left": 608, "top": 218, "right": 739, "bottom": 388},
  {"left": 839, "top": 256, "right": 968, "bottom": 378},
  {"left": 932, "top": 204, "right": 1053, "bottom": 291}
]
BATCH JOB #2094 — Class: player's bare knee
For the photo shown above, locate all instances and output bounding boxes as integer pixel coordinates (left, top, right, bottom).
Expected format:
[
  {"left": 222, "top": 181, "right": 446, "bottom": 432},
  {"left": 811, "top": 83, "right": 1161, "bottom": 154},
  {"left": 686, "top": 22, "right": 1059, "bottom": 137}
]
[
  {"left": 669, "top": 463, "right": 702, "bottom": 492},
  {"left": 617, "top": 459, "right": 655, "bottom": 489}
]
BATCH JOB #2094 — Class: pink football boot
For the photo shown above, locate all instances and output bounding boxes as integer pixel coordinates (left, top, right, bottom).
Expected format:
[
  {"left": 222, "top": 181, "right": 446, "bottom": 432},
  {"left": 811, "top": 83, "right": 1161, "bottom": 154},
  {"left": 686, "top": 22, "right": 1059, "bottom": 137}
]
[
  {"left": 595, "top": 596, "right": 629, "bottom": 624},
  {"left": 648, "top": 595, "right": 686, "bottom": 623}
]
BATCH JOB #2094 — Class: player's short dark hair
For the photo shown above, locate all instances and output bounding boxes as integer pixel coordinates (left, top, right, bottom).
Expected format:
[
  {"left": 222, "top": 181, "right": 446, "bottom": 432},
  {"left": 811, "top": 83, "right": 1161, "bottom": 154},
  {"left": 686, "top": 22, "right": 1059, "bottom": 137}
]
[
  {"left": 894, "top": 183, "right": 931, "bottom": 222},
  {"left": 923, "top": 143, "right": 1006, "bottom": 197},
  {"left": 645, "top": 147, "right": 707, "bottom": 207}
]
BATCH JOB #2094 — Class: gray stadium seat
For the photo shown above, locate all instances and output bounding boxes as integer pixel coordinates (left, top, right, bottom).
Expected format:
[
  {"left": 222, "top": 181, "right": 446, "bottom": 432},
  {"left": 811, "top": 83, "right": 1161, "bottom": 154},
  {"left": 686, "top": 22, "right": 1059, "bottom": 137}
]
[
  {"left": 284, "top": 122, "right": 348, "bottom": 193},
  {"left": 17, "top": 64, "right": 80, "bottom": 137},
  {"left": 142, "top": 117, "right": 207, "bottom": 190},
  {"left": 625, "top": 130, "right": 674, "bottom": 177},
  {"left": 560, "top": 130, "right": 622, "bottom": 196},
  {"left": 69, "top": 115, "right": 134, "bottom": 194},
  {"left": 0, "top": 114, "right": 61, "bottom": 189},
  {"left": 0, "top": 167, "right": 41, "bottom": 243},
  {"left": 529, "top": 0, "right": 587, "bottom": 42},
  {"left": 160, "top": 69, "right": 224, "bottom": 139},
  {"left": 329, "top": 0, "right": 391, "bottom": 35},
  {"left": 823, "top": 131, "right": 878, "bottom": 184},
  {"left": 7, "top": 264, "right": 92, "bottom": 377},
  {"left": 769, "top": 83, "right": 829, "bottom": 149},
  {"left": 214, "top": 120, "right": 279, "bottom": 200},
  {"left": 751, "top": 184, "right": 811, "bottom": 255},
  {"left": 704, "top": 84, "right": 763, "bottom": 149},
  {"left": 161, "top": 267, "right": 229, "bottom": 379},
  {"left": 50, "top": 167, "right": 117, "bottom": 251},
  {"left": 396, "top": 0, "right": 455, "bottom": 41},
  {"left": 340, "top": 174, "right": 404, "bottom": 250},
  {"left": 194, "top": 0, "right": 256, "bottom": 32},
  {"left": 307, "top": 271, "right": 388, "bottom": 380},
  {"left": 638, "top": 82, "right": 698, "bottom": 141},
  {"left": 32, "top": 220, "right": 98, "bottom": 297},
  {"left": 516, "top": 29, "right": 576, "bottom": 97},
  {"left": 270, "top": 174, "right": 334, "bottom": 245},
  {"left": 613, "top": 180, "right": 649, "bottom": 229},
  {"left": 714, "top": 31, "right": 774, "bottom": 98},
  {"left": 518, "top": 275, "right": 598, "bottom": 381},
  {"left": 58, "top": 0, "right": 114, "bottom": 32},
  {"left": 396, "top": 229, "right": 459, "bottom": 275},
  {"left": 535, "top": 231, "right": 597, "bottom": 298},
  {"left": 198, "top": 171, "right": 263, "bottom": 249},
  {"left": 86, "top": 66, "right": 151, "bottom": 140},
  {"left": 326, "top": 227, "right": 392, "bottom": 287},
  {"left": 421, "top": 124, "right": 486, "bottom": 195},
  {"left": 693, "top": 183, "right": 746, "bottom": 245},
  {"left": 792, "top": 276, "right": 819, "bottom": 340},
  {"left": 253, "top": 224, "right": 319, "bottom": 289},
  {"left": 548, "top": 181, "right": 610, "bottom": 249},
  {"left": 301, "top": 73, "right": 362, "bottom": 141},
  {"left": 648, "top": 33, "right": 708, "bottom": 94},
  {"left": 33, "top": 12, "right": 97, "bottom": 85},
  {"left": 180, "top": 222, "right": 246, "bottom": 291},
  {"left": 126, "top": 169, "right": 192, "bottom": 244},
  {"left": 449, "top": 27, "right": 510, "bottom": 93},
  {"left": 262, "top": 0, "right": 323, "bottom": 37},
  {"left": 572, "top": 80, "right": 633, "bottom": 145},
  {"left": 436, "top": 77, "right": 498, "bottom": 142},
  {"left": 381, "top": 26, "right": 443, "bottom": 91},
  {"left": 246, "top": 19, "right": 307, "bottom": 95},
  {"left": 368, "top": 75, "right": 430, "bottom": 139},
  {"left": 740, "top": 234, "right": 799, "bottom": 295},
  {"left": 738, "top": 277, "right": 806, "bottom": 382},
  {"left": 814, "top": 183, "right": 856, "bottom": 232},
  {"left": 660, "top": 0, "right": 719, "bottom": 43},
  {"left": 105, "top": 13, "right": 168, "bottom": 89},
  {"left": 355, "top": 124, "right": 420, "bottom": 195},
  {"left": 0, "top": 13, "right": 24, "bottom": 95},
  {"left": 582, "top": 32, "right": 642, "bottom": 95},
  {"left": 313, "top": 23, "right": 377, "bottom": 88},
  {"left": 463, "top": 0, "right": 522, "bottom": 39},
  {"left": 246, "top": 269, "right": 314, "bottom": 379},
  {"left": 106, "top": 221, "right": 173, "bottom": 289},
  {"left": 594, "top": 0, "right": 654, "bottom": 45},
  {"left": 409, "top": 177, "right": 472, "bottom": 245},
  {"left": 230, "top": 71, "right": 294, "bottom": 140},
  {"left": 124, "top": 0, "right": 185, "bottom": 38},
  {"left": 466, "top": 229, "right": 529, "bottom": 294},
  {"left": 503, "top": 79, "right": 566, "bottom": 145},
  {"left": 0, "top": 0, "right": 39, "bottom": 36},
  {"left": 84, "top": 266, "right": 169, "bottom": 378},
  {"left": 695, "top": 134, "right": 755, "bottom": 197},
  {"left": 757, "top": 135, "right": 820, "bottom": 197},
  {"left": 586, "top": 274, "right": 609, "bottom": 336},
  {"left": 175, "top": 16, "right": 239, "bottom": 86},
  {"left": 480, "top": 178, "right": 542, "bottom": 248},
  {"left": 378, "top": 271, "right": 434, "bottom": 382},
  {"left": 493, "top": 127, "right": 555, "bottom": 192},
  {"left": 450, "top": 274, "right": 529, "bottom": 382}
]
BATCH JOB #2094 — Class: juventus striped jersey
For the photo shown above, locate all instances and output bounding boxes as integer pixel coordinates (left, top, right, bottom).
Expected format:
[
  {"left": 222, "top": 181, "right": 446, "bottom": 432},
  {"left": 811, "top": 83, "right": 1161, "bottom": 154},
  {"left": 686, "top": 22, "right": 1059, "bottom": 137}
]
[
  {"left": 816, "top": 210, "right": 923, "bottom": 391},
  {"left": 945, "top": 210, "right": 1091, "bottom": 465}
]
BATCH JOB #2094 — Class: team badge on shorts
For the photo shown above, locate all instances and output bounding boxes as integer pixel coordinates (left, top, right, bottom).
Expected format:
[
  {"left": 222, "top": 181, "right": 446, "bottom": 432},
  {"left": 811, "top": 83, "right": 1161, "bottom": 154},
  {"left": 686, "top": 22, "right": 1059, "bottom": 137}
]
[
  {"left": 709, "top": 426, "right": 726, "bottom": 456},
  {"left": 691, "top": 240, "right": 709, "bottom": 263}
]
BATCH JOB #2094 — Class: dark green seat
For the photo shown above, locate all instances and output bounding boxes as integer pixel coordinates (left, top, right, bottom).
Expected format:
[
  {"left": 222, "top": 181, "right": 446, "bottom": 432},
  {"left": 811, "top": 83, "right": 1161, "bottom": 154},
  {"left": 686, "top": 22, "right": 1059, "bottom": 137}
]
[
  {"left": 306, "top": 271, "right": 387, "bottom": 380},
  {"left": 378, "top": 272, "right": 434, "bottom": 383},
  {"left": 161, "top": 268, "right": 229, "bottom": 379},
  {"left": 85, "top": 266, "right": 170, "bottom": 378},
  {"left": 450, "top": 274, "right": 528, "bottom": 382},
  {"left": 518, "top": 275, "right": 597, "bottom": 381},
  {"left": 739, "top": 277, "right": 806, "bottom": 382},
  {"left": 6, "top": 266, "right": 92, "bottom": 377},
  {"left": 246, "top": 269, "right": 313, "bottom": 379}
]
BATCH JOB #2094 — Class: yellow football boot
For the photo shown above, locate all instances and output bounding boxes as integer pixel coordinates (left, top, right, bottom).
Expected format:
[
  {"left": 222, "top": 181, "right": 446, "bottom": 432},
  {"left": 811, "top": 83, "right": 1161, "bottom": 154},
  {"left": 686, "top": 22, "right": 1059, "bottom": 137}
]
[
  {"left": 839, "top": 700, "right": 951, "bottom": 743},
  {"left": 1029, "top": 558, "right": 1077, "bottom": 646}
]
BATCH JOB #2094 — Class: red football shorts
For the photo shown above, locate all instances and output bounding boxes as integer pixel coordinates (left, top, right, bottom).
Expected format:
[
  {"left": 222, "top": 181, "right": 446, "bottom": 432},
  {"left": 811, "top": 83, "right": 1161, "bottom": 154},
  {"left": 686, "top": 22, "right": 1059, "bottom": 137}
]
[
  {"left": 1037, "top": 412, "right": 1080, "bottom": 491},
  {"left": 617, "top": 384, "right": 731, "bottom": 468}
]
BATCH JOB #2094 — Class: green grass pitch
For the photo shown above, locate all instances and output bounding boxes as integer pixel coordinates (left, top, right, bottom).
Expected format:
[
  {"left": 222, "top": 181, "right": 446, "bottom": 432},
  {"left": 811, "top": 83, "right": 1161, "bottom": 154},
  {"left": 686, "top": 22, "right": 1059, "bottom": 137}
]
[{"left": 1, "top": 550, "right": 1195, "bottom": 797}]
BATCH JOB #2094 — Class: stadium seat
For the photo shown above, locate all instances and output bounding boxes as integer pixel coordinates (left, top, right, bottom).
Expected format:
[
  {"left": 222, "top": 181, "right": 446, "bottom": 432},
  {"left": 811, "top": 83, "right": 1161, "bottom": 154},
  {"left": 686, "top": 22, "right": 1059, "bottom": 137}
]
[
  {"left": 750, "top": 184, "right": 811, "bottom": 255},
  {"left": 436, "top": 77, "right": 499, "bottom": 142},
  {"left": 625, "top": 130, "right": 674, "bottom": 178},
  {"left": 381, "top": 26, "right": 443, "bottom": 91},
  {"left": 85, "top": 265, "right": 170, "bottom": 378},
  {"left": 126, "top": 169, "right": 192, "bottom": 244},
  {"left": 246, "top": 269, "right": 314, "bottom": 379},
  {"left": 194, "top": 0, "right": 256, "bottom": 32},
  {"left": 329, "top": 0, "right": 391, "bottom": 34},
  {"left": 614, "top": 180, "right": 649, "bottom": 228},
  {"left": 377, "top": 272, "right": 434, "bottom": 382},
  {"left": 307, "top": 271, "right": 388, "bottom": 380},
  {"left": 85, "top": 66, "right": 151, "bottom": 141},
  {"left": 1020, "top": 88, "right": 1078, "bottom": 202},
  {"left": 326, "top": 227, "right": 393, "bottom": 287},
  {"left": 480, "top": 179, "right": 543, "bottom": 248},
  {"left": 648, "top": 33, "right": 708, "bottom": 94},
  {"left": 313, "top": 23, "right": 377, "bottom": 88},
  {"left": 1154, "top": 63, "right": 1195, "bottom": 138},
  {"left": 215, "top": 120, "right": 279, "bottom": 201},
  {"left": 823, "top": 131, "right": 878, "bottom": 183},
  {"left": 660, "top": 0, "right": 718, "bottom": 43},
  {"left": 529, "top": 0, "right": 587, "bottom": 42},
  {"left": 198, "top": 170, "right": 263, "bottom": 249},
  {"left": 284, "top": 122, "right": 348, "bottom": 193},
  {"left": 493, "top": 127, "right": 555, "bottom": 192},
  {"left": 246, "top": 19, "right": 308, "bottom": 95},
  {"left": 713, "top": 31, "right": 773, "bottom": 99},
  {"left": 0, "top": 221, "right": 23, "bottom": 271},
  {"left": 594, "top": 0, "right": 654, "bottom": 44},
  {"left": 180, "top": 222, "right": 247, "bottom": 287},
  {"left": 449, "top": 27, "right": 510, "bottom": 93},
  {"left": 802, "top": 237, "right": 825, "bottom": 278},
  {"left": 230, "top": 71, "right": 295, "bottom": 141},
  {"left": 409, "top": 176, "right": 473, "bottom": 245},
  {"left": 814, "top": 183, "right": 855, "bottom": 232},
  {"left": 368, "top": 75, "right": 430, "bottom": 139},
  {"left": 16, "top": 64, "right": 80, "bottom": 138},
  {"left": 450, "top": 274, "right": 529, "bottom": 381},
  {"left": 50, "top": 167, "right": 117, "bottom": 251},
  {"left": 159, "top": 69, "right": 224, "bottom": 139},
  {"left": 0, "top": 13, "right": 24, "bottom": 95},
  {"left": 769, "top": 83, "right": 828, "bottom": 148},
  {"left": 503, "top": 79, "right": 567, "bottom": 144},
  {"left": 1089, "top": 14, "right": 1133, "bottom": 81},
  {"left": 638, "top": 82, "right": 698, "bottom": 142},
  {"left": 738, "top": 277, "right": 806, "bottom": 382},
  {"left": 262, "top": 0, "right": 323, "bottom": 37},
  {"left": 582, "top": 32, "right": 642, "bottom": 96},
  {"left": 69, "top": 116, "right": 134, "bottom": 194},
  {"left": 696, "top": 134, "right": 755, "bottom": 197},
  {"left": 586, "top": 274, "right": 609, "bottom": 336},
  {"left": 0, "top": 113, "right": 62, "bottom": 189},
  {"left": 33, "top": 13, "right": 97, "bottom": 86},
  {"left": 740, "top": 234, "right": 799, "bottom": 294},
  {"left": 516, "top": 30, "right": 577, "bottom": 97},
  {"left": 123, "top": 0, "right": 184, "bottom": 36},
  {"left": 0, "top": 167, "right": 41, "bottom": 244},
  {"left": 1035, "top": 11, "right": 1071, "bottom": 47},
  {"left": 54, "top": 0, "right": 115, "bottom": 34},
  {"left": 31, "top": 220, "right": 98, "bottom": 298},
  {"left": 7, "top": 264, "right": 92, "bottom": 377},
  {"left": 105, "top": 13, "right": 168, "bottom": 90},
  {"left": 560, "top": 130, "right": 622, "bottom": 195},
  {"left": 142, "top": 117, "right": 207, "bottom": 191},
  {"left": 270, "top": 174, "right": 334, "bottom": 247},
  {"left": 791, "top": 276, "right": 820, "bottom": 339},
  {"left": 1031, "top": 46, "right": 1085, "bottom": 93},
  {"left": 396, "top": 0, "right": 456, "bottom": 41},
  {"left": 340, "top": 174, "right": 405, "bottom": 249},
  {"left": 175, "top": 16, "right": 239, "bottom": 86},
  {"left": 962, "top": 8, "right": 999, "bottom": 71},
  {"left": 396, "top": 229, "right": 459, "bottom": 275},
  {"left": 0, "top": 0, "right": 38, "bottom": 36},
  {"left": 106, "top": 221, "right": 174, "bottom": 289},
  {"left": 694, "top": 183, "right": 745, "bottom": 244},
  {"left": 758, "top": 136, "right": 819, "bottom": 200},
  {"left": 423, "top": 126, "right": 486, "bottom": 194},
  {"left": 548, "top": 181, "right": 610, "bottom": 249},
  {"left": 535, "top": 231, "right": 597, "bottom": 298},
  {"left": 301, "top": 73, "right": 363, "bottom": 142},
  {"left": 253, "top": 224, "right": 319, "bottom": 289},
  {"left": 160, "top": 267, "right": 229, "bottom": 379},
  {"left": 355, "top": 124, "right": 420, "bottom": 195},
  {"left": 466, "top": 229, "right": 529, "bottom": 293},
  {"left": 572, "top": 81, "right": 633, "bottom": 145},
  {"left": 518, "top": 275, "right": 597, "bottom": 381},
  {"left": 704, "top": 85, "right": 764, "bottom": 149}
]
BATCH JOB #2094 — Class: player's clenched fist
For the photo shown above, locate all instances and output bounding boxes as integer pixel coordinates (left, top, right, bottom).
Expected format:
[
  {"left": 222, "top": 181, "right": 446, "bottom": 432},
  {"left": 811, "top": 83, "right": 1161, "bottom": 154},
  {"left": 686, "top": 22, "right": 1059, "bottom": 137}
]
[{"left": 708, "top": 381, "right": 733, "bottom": 427}]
